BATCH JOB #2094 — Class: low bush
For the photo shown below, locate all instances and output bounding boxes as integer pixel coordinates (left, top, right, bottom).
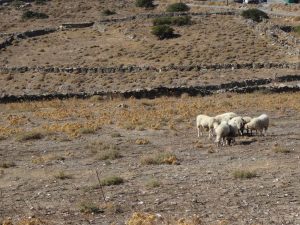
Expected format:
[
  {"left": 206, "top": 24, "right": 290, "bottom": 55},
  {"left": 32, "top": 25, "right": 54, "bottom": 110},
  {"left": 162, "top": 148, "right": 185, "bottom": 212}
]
[
  {"left": 22, "top": 10, "right": 49, "bottom": 20},
  {"left": 166, "top": 3, "right": 190, "bottom": 12},
  {"left": 135, "top": 0, "right": 154, "bottom": 8},
  {"left": 241, "top": 9, "right": 269, "bottom": 22},
  {"left": 151, "top": 25, "right": 175, "bottom": 40}
]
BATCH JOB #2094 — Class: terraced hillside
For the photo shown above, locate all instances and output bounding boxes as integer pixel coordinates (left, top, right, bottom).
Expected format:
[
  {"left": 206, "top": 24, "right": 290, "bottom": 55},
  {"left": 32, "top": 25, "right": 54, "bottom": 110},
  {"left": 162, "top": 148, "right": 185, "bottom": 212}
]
[{"left": 0, "top": 0, "right": 299, "bottom": 224}]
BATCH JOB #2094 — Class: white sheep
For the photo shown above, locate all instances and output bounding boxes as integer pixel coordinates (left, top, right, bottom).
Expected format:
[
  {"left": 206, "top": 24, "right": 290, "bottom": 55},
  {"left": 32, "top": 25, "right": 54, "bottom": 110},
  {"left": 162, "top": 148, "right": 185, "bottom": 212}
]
[
  {"left": 245, "top": 114, "right": 269, "bottom": 136},
  {"left": 242, "top": 116, "right": 252, "bottom": 134},
  {"left": 196, "top": 114, "right": 216, "bottom": 139},
  {"left": 214, "top": 112, "right": 237, "bottom": 123},
  {"left": 229, "top": 116, "right": 246, "bottom": 136}
]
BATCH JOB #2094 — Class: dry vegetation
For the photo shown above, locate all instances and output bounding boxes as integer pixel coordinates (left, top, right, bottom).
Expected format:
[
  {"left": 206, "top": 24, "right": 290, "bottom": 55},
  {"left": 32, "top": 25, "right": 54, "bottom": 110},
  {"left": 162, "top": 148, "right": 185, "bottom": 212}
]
[{"left": 0, "top": 92, "right": 299, "bottom": 138}]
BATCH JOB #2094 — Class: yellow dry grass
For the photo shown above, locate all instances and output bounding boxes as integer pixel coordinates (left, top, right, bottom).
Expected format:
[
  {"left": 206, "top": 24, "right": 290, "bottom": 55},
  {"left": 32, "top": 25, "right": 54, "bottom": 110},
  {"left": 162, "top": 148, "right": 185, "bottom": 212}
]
[{"left": 0, "top": 92, "right": 299, "bottom": 138}]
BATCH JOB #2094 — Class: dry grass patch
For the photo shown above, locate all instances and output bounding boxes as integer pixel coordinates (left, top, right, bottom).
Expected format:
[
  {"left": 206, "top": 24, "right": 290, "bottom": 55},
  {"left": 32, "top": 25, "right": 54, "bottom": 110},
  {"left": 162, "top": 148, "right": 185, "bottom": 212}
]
[
  {"left": 233, "top": 170, "right": 257, "bottom": 179},
  {"left": 273, "top": 144, "right": 290, "bottom": 154},
  {"left": 31, "top": 153, "right": 66, "bottom": 164},
  {"left": 145, "top": 178, "right": 161, "bottom": 188},
  {"left": 79, "top": 201, "right": 103, "bottom": 214},
  {"left": 0, "top": 161, "right": 16, "bottom": 168},
  {"left": 16, "top": 131, "right": 44, "bottom": 142},
  {"left": 127, "top": 212, "right": 204, "bottom": 225},
  {"left": 100, "top": 176, "right": 124, "bottom": 186},
  {"left": 135, "top": 138, "right": 150, "bottom": 145},
  {"left": 141, "top": 152, "right": 179, "bottom": 165},
  {"left": 88, "top": 141, "right": 122, "bottom": 160},
  {"left": 54, "top": 171, "right": 73, "bottom": 180}
]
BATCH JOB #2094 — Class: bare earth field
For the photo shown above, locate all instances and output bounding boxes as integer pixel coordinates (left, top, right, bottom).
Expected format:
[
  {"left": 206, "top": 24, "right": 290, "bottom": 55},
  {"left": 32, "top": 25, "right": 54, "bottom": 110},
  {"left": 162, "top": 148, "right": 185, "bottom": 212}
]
[
  {"left": 0, "top": 93, "right": 300, "bottom": 224},
  {"left": 0, "top": 0, "right": 300, "bottom": 224}
]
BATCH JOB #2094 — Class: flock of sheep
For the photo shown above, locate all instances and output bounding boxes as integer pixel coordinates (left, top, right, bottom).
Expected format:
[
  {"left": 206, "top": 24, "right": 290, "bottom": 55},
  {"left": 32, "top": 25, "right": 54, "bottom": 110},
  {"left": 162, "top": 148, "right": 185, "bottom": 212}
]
[{"left": 196, "top": 112, "right": 269, "bottom": 146}]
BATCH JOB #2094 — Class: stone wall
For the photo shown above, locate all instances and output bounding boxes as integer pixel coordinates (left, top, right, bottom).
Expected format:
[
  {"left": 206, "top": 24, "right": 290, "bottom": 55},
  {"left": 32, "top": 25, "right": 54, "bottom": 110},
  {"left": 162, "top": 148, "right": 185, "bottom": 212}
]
[
  {"left": 0, "top": 28, "right": 57, "bottom": 49},
  {"left": 0, "top": 76, "right": 299, "bottom": 103},
  {"left": 0, "top": 62, "right": 298, "bottom": 74}
]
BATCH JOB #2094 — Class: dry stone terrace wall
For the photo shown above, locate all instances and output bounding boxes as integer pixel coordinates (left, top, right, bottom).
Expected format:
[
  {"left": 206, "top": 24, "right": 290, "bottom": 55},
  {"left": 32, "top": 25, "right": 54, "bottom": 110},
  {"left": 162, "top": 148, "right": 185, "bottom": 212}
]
[
  {"left": 0, "top": 75, "right": 299, "bottom": 103},
  {"left": 0, "top": 62, "right": 298, "bottom": 74}
]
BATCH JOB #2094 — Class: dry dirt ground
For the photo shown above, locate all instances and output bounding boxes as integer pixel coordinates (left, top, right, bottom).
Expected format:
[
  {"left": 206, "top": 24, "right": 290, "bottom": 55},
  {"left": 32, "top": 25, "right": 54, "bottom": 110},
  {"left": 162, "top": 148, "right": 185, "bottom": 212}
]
[
  {"left": 0, "top": 93, "right": 299, "bottom": 224},
  {"left": 0, "top": 1, "right": 299, "bottom": 224}
]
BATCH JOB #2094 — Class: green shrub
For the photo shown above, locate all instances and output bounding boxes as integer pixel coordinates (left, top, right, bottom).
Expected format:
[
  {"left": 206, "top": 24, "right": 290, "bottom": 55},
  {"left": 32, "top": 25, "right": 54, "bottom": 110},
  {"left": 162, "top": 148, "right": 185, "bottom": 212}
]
[
  {"left": 153, "top": 16, "right": 191, "bottom": 26},
  {"left": 22, "top": 10, "right": 49, "bottom": 20},
  {"left": 102, "top": 9, "right": 116, "bottom": 16},
  {"left": 151, "top": 25, "right": 175, "bottom": 40},
  {"left": 241, "top": 9, "right": 269, "bottom": 22},
  {"left": 135, "top": 0, "right": 154, "bottom": 8},
  {"left": 166, "top": 3, "right": 190, "bottom": 12}
]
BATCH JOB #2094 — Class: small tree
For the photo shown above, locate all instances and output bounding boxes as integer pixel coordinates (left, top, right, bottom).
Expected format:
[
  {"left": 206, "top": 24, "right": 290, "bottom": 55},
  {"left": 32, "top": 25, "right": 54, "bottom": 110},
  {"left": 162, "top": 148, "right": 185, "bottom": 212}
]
[
  {"left": 241, "top": 9, "right": 269, "bottom": 23},
  {"left": 151, "top": 25, "right": 174, "bottom": 40},
  {"left": 166, "top": 3, "right": 190, "bottom": 12},
  {"left": 135, "top": 0, "right": 154, "bottom": 8}
]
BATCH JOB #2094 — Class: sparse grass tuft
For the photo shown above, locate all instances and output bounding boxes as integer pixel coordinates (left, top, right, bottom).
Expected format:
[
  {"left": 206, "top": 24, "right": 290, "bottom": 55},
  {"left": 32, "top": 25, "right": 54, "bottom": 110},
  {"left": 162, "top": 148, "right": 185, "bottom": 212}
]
[
  {"left": 111, "top": 132, "right": 122, "bottom": 138},
  {"left": 100, "top": 176, "right": 124, "bottom": 186},
  {"left": 16, "top": 131, "right": 44, "bottom": 142},
  {"left": 145, "top": 178, "right": 161, "bottom": 188},
  {"left": 141, "top": 152, "right": 179, "bottom": 165},
  {"left": 79, "top": 202, "right": 103, "bottom": 214},
  {"left": 97, "top": 149, "right": 122, "bottom": 160},
  {"left": 0, "top": 161, "right": 16, "bottom": 168},
  {"left": 135, "top": 138, "right": 150, "bottom": 145},
  {"left": 233, "top": 170, "right": 257, "bottom": 179},
  {"left": 273, "top": 145, "right": 290, "bottom": 153},
  {"left": 79, "top": 127, "right": 96, "bottom": 134},
  {"left": 54, "top": 171, "right": 73, "bottom": 180}
]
